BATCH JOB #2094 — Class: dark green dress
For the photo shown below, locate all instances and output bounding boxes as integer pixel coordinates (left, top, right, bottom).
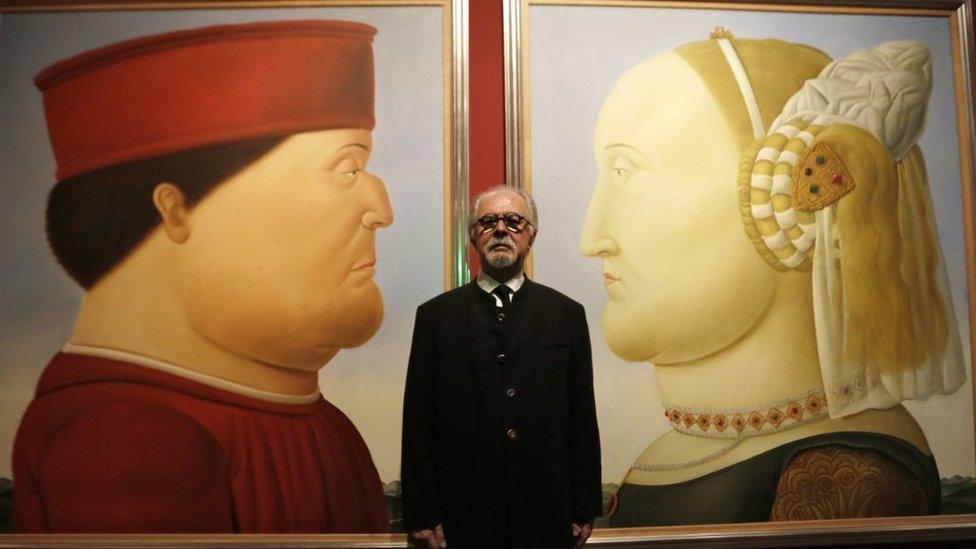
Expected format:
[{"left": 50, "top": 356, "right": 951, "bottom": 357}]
[{"left": 608, "top": 432, "right": 940, "bottom": 526}]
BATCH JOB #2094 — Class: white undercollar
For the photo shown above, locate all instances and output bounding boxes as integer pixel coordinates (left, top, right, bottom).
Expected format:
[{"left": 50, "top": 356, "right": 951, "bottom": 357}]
[
  {"left": 477, "top": 271, "right": 525, "bottom": 296},
  {"left": 62, "top": 343, "right": 320, "bottom": 405}
]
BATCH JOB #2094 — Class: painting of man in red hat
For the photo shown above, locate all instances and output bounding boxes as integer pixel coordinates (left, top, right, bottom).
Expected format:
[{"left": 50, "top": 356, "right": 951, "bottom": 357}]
[{"left": 9, "top": 19, "right": 398, "bottom": 533}]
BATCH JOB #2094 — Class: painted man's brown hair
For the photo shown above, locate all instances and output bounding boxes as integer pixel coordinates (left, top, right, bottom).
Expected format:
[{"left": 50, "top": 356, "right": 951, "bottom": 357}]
[{"left": 46, "top": 136, "right": 286, "bottom": 289}]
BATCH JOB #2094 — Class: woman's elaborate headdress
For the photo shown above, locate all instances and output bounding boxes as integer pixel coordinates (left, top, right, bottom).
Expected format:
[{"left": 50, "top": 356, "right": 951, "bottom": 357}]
[{"left": 682, "top": 31, "right": 966, "bottom": 417}]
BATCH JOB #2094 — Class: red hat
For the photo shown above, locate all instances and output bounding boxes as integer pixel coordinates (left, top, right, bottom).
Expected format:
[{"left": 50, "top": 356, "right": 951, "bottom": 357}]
[{"left": 36, "top": 20, "right": 376, "bottom": 181}]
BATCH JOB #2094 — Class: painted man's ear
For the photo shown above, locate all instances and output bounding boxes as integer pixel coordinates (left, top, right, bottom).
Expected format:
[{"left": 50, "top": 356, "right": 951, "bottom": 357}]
[{"left": 152, "top": 183, "right": 191, "bottom": 244}]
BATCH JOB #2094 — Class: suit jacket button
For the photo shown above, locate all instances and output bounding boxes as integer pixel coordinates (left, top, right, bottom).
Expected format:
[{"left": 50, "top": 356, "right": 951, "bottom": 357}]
[
  {"left": 505, "top": 387, "right": 516, "bottom": 399},
  {"left": 506, "top": 428, "right": 518, "bottom": 440},
  {"left": 497, "top": 312, "right": 506, "bottom": 322},
  {"left": 497, "top": 354, "right": 506, "bottom": 363}
]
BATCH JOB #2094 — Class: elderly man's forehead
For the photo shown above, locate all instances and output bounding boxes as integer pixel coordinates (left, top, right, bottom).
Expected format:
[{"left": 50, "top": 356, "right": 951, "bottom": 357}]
[{"left": 476, "top": 190, "right": 529, "bottom": 215}]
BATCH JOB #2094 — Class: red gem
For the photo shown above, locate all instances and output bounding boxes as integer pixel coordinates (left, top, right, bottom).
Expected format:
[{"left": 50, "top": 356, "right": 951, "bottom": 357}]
[
  {"left": 787, "top": 403, "right": 804, "bottom": 421},
  {"left": 831, "top": 173, "right": 843, "bottom": 185}
]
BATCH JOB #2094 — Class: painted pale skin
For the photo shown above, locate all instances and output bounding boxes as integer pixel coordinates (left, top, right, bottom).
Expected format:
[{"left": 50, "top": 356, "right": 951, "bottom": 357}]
[
  {"left": 579, "top": 51, "right": 929, "bottom": 486},
  {"left": 70, "top": 128, "right": 393, "bottom": 396}
]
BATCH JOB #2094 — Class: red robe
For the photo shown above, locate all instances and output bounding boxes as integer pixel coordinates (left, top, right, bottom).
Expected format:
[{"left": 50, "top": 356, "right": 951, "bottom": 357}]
[{"left": 12, "top": 352, "right": 388, "bottom": 533}]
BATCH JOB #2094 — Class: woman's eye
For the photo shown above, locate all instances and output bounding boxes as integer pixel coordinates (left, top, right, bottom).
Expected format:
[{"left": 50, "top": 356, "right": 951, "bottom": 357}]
[
  {"left": 611, "top": 167, "right": 630, "bottom": 183},
  {"left": 610, "top": 157, "right": 635, "bottom": 184}
]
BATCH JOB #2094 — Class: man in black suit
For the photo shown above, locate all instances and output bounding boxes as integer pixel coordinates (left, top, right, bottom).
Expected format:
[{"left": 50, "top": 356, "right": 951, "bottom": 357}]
[{"left": 401, "top": 186, "right": 602, "bottom": 548}]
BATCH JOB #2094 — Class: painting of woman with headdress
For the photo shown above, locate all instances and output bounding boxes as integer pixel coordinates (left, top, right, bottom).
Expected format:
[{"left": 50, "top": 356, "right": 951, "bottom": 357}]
[
  {"left": 523, "top": 4, "right": 974, "bottom": 528},
  {"left": 581, "top": 31, "right": 965, "bottom": 525}
]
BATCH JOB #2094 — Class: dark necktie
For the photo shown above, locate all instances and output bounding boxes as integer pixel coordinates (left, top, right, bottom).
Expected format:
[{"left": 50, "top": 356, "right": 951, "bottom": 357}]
[{"left": 492, "top": 285, "right": 513, "bottom": 311}]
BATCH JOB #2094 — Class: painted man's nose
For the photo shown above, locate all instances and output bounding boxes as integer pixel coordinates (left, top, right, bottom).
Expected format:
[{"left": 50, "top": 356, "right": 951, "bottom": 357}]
[{"left": 361, "top": 174, "right": 393, "bottom": 229}]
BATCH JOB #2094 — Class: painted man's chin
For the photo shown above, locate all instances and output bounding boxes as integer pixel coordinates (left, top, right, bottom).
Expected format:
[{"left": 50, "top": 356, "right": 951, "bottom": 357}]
[
  {"left": 326, "top": 284, "right": 385, "bottom": 348},
  {"left": 338, "top": 312, "right": 383, "bottom": 349},
  {"left": 282, "top": 346, "right": 341, "bottom": 371}
]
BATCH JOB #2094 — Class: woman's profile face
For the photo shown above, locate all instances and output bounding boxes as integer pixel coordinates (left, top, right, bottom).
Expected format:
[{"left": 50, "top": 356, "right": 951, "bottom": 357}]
[{"left": 579, "top": 51, "right": 777, "bottom": 364}]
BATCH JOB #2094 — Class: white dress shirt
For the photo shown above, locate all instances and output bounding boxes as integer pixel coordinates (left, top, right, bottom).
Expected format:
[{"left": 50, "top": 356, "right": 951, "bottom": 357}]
[{"left": 476, "top": 271, "right": 525, "bottom": 307}]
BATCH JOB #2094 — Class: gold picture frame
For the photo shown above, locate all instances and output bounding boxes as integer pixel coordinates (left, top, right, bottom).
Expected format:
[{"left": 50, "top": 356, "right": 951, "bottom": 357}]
[
  {"left": 503, "top": 0, "right": 976, "bottom": 545},
  {"left": 4, "top": 0, "right": 976, "bottom": 546},
  {"left": 0, "top": 0, "right": 465, "bottom": 545}
]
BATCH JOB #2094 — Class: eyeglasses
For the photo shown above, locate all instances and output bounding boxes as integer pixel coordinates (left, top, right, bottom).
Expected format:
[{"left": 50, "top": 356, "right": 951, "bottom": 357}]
[{"left": 472, "top": 212, "right": 533, "bottom": 233}]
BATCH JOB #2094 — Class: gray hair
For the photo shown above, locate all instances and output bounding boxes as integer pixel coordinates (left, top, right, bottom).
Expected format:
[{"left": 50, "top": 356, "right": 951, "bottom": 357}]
[{"left": 468, "top": 185, "right": 539, "bottom": 234}]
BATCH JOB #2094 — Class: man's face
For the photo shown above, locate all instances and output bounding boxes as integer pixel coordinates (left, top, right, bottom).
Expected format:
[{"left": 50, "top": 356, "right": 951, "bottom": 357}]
[
  {"left": 165, "top": 128, "right": 393, "bottom": 371},
  {"left": 470, "top": 190, "right": 535, "bottom": 271}
]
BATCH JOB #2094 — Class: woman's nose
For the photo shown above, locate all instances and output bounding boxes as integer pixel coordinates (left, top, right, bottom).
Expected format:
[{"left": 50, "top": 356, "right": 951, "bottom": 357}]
[
  {"left": 579, "top": 185, "right": 619, "bottom": 256},
  {"left": 580, "top": 236, "right": 619, "bottom": 257}
]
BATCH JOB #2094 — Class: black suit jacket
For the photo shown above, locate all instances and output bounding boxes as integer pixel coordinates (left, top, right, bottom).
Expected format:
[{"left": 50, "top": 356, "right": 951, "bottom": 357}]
[{"left": 401, "top": 279, "right": 602, "bottom": 548}]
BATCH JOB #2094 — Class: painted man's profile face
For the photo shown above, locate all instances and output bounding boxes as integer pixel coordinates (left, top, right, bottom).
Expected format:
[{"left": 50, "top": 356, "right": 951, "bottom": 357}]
[
  {"left": 579, "top": 51, "right": 777, "bottom": 365},
  {"left": 162, "top": 128, "right": 393, "bottom": 370}
]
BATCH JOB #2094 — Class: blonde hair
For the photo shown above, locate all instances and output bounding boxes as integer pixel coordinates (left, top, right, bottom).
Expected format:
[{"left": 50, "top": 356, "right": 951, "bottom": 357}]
[
  {"left": 827, "top": 125, "right": 946, "bottom": 375},
  {"left": 676, "top": 38, "right": 830, "bottom": 149}
]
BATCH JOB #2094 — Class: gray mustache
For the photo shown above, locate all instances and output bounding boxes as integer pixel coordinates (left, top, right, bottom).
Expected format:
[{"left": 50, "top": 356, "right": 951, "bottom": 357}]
[{"left": 488, "top": 235, "right": 517, "bottom": 253}]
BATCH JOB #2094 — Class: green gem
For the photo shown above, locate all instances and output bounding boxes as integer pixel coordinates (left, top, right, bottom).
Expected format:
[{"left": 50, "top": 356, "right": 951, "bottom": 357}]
[
  {"left": 815, "top": 155, "right": 826, "bottom": 165},
  {"left": 810, "top": 184, "right": 820, "bottom": 194}
]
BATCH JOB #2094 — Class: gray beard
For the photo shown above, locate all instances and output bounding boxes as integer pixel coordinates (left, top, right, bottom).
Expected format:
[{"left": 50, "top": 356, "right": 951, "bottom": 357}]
[
  {"left": 486, "top": 251, "right": 516, "bottom": 268},
  {"left": 486, "top": 235, "right": 518, "bottom": 268}
]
